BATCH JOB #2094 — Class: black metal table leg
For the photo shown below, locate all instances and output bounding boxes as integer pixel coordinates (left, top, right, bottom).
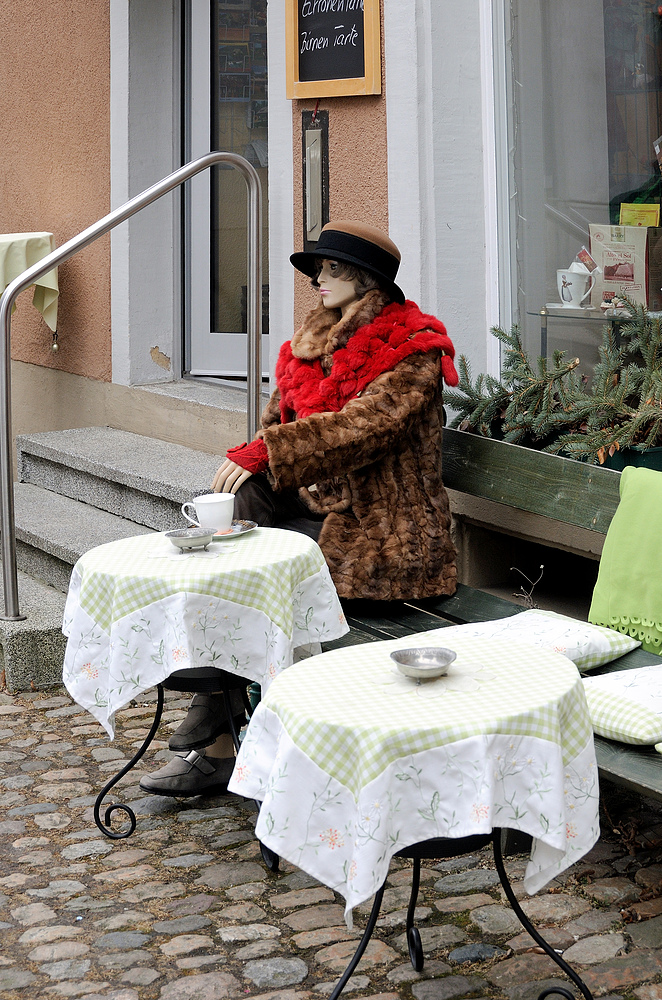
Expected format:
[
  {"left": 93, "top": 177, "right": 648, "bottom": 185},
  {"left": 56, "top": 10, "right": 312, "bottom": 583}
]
[
  {"left": 94, "top": 684, "right": 165, "bottom": 839},
  {"left": 308, "top": 829, "right": 595, "bottom": 1000},
  {"left": 328, "top": 882, "right": 387, "bottom": 1000},
  {"left": 259, "top": 838, "right": 280, "bottom": 872},
  {"left": 406, "top": 857, "right": 424, "bottom": 972},
  {"left": 96, "top": 669, "right": 255, "bottom": 840},
  {"left": 221, "top": 678, "right": 252, "bottom": 755},
  {"left": 492, "top": 829, "right": 593, "bottom": 1000}
]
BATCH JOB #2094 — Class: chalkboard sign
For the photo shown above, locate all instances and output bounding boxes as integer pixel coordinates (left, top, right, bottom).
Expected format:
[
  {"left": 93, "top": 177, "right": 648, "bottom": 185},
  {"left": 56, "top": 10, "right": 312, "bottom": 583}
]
[{"left": 286, "top": 0, "right": 381, "bottom": 99}]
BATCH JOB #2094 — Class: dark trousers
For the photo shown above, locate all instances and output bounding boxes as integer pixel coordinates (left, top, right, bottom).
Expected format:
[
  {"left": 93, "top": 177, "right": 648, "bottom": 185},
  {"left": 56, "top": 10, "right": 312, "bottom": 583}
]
[
  {"left": 215, "top": 474, "right": 326, "bottom": 725},
  {"left": 234, "top": 472, "right": 325, "bottom": 542}
]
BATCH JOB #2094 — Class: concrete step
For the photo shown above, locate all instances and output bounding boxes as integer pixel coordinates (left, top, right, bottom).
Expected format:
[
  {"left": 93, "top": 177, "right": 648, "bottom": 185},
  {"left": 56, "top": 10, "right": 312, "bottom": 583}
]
[
  {"left": 14, "top": 482, "right": 154, "bottom": 594},
  {"left": 0, "top": 570, "right": 68, "bottom": 691},
  {"left": 17, "top": 427, "right": 223, "bottom": 531}
]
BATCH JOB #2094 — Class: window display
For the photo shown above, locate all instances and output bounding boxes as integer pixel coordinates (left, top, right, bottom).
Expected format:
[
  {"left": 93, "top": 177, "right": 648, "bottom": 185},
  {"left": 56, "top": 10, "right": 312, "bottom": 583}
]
[{"left": 508, "top": 0, "right": 662, "bottom": 368}]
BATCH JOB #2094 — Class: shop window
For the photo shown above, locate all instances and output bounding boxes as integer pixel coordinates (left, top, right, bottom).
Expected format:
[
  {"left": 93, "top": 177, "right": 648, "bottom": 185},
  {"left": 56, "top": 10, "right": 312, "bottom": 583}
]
[{"left": 507, "top": 0, "right": 662, "bottom": 368}]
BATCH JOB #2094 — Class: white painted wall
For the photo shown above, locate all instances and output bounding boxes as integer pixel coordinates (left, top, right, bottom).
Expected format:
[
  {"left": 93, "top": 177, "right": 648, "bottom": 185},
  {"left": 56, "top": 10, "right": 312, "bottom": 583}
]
[
  {"left": 266, "top": 0, "right": 294, "bottom": 386},
  {"left": 385, "top": 0, "right": 498, "bottom": 381},
  {"left": 110, "top": 0, "right": 180, "bottom": 386}
]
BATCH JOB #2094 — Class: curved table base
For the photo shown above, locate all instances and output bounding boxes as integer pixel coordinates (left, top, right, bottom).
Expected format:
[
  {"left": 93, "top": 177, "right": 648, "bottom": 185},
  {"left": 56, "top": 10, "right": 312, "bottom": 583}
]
[
  {"left": 258, "top": 830, "right": 593, "bottom": 1000},
  {"left": 94, "top": 672, "right": 253, "bottom": 839},
  {"left": 94, "top": 686, "right": 166, "bottom": 839}
]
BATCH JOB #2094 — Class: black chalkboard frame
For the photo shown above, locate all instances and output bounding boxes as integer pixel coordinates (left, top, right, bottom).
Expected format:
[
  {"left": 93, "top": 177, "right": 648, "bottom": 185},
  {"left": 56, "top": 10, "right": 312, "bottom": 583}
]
[{"left": 286, "top": 0, "right": 381, "bottom": 99}]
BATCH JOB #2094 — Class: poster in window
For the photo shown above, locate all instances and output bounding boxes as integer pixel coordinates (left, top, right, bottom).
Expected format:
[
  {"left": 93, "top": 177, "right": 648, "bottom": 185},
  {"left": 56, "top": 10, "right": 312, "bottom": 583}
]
[{"left": 286, "top": 0, "right": 381, "bottom": 99}]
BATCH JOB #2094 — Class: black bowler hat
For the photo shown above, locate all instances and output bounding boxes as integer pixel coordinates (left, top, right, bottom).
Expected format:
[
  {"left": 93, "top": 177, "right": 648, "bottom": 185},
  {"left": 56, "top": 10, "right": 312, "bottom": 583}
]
[{"left": 290, "top": 220, "right": 405, "bottom": 304}]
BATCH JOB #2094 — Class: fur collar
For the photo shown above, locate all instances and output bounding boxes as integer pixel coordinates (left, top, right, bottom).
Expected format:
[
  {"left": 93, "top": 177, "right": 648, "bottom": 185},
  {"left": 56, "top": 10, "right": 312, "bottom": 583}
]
[
  {"left": 290, "top": 289, "right": 391, "bottom": 359},
  {"left": 276, "top": 296, "right": 458, "bottom": 422}
]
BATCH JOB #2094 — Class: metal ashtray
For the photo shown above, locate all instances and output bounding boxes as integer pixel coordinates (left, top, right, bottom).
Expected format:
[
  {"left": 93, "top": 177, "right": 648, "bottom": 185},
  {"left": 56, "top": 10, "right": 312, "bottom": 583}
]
[
  {"left": 390, "top": 646, "right": 457, "bottom": 681},
  {"left": 165, "top": 527, "right": 216, "bottom": 551}
]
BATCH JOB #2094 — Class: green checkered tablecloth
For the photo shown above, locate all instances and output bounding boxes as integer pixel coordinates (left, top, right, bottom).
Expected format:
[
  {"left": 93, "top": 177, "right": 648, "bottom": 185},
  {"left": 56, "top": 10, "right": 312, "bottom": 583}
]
[
  {"left": 75, "top": 528, "right": 326, "bottom": 635},
  {"left": 232, "top": 634, "right": 599, "bottom": 916},
  {"left": 261, "top": 634, "right": 591, "bottom": 797},
  {"left": 63, "top": 528, "right": 348, "bottom": 735}
]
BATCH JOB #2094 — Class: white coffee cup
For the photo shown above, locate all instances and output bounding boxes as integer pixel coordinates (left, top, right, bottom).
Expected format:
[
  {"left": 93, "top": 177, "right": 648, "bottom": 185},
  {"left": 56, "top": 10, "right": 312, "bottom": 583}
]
[
  {"left": 557, "top": 268, "right": 594, "bottom": 308},
  {"left": 181, "top": 493, "right": 235, "bottom": 532}
]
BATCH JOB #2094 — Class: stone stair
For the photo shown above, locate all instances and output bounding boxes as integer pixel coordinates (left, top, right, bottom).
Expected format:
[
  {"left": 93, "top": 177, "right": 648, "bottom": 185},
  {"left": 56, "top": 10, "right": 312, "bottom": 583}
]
[{"left": 1, "top": 427, "right": 224, "bottom": 691}]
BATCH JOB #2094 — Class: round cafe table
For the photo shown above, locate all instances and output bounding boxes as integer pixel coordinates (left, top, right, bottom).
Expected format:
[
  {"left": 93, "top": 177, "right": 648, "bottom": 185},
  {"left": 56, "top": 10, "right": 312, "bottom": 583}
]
[
  {"left": 63, "top": 527, "right": 348, "bottom": 735},
  {"left": 230, "top": 633, "right": 599, "bottom": 1000},
  {"left": 62, "top": 527, "right": 348, "bottom": 838}
]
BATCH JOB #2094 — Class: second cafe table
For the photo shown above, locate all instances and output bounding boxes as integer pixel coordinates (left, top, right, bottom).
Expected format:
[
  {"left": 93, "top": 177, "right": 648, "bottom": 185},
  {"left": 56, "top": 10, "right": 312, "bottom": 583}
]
[
  {"left": 62, "top": 527, "right": 349, "bottom": 736},
  {"left": 230, "top": 633, "right": 600, "bottom": 919}
]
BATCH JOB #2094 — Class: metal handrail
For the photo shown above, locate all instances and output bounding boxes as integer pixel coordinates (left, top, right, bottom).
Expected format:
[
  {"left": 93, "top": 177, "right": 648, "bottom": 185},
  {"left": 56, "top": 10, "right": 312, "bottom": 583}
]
[{"left": 0, "top": 151, "right": 262, "bottom": 620}]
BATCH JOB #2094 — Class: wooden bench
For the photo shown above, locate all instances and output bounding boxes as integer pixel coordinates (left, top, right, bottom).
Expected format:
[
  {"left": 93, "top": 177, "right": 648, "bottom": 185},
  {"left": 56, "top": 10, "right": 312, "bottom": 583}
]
[{"left": 324, "top": 428, "right": 662, "bottom": 804}]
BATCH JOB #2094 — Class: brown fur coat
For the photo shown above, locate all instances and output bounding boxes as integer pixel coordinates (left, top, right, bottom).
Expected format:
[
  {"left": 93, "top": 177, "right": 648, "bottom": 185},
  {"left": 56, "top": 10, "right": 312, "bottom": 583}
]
[{"left": 260, "top": 290, "right": 457, "bottom": 601}]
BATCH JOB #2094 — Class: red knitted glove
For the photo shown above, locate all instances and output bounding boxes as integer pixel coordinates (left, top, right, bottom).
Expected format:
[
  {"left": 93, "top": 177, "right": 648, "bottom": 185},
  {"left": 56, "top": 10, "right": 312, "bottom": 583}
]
[{"left": 226, "top": 438, "right": 269, "bottom": 474}]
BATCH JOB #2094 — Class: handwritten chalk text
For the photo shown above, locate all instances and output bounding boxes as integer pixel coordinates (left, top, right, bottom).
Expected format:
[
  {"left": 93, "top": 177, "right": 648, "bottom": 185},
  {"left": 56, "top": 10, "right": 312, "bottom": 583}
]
[
  {"left": 334, "top": 23, "right": 358, "bottom": 46},
  {"left": 300, "top": 31, "right": 329, "bottom": 53},
  {"left": 300, "top": 0, "right": 363, "bottom": 16}
]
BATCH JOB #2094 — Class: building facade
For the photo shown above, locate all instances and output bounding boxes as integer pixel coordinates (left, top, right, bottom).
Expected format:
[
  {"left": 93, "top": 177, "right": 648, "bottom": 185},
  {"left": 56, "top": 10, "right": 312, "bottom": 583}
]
[
  {"left": 5, "top": 1, "right": 655, "bottom": 452},
  {"left": 0, "top": 0, "right": 502, "bottom": 449}
]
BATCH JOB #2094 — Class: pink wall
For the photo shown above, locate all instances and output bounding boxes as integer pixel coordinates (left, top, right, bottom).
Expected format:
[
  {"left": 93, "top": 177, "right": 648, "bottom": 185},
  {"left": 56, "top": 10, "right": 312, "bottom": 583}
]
[
  {"left": 0, "top": 2, "right": 111, "bottom": 381},
  {"left": 291, "top": 11, "right": 388, "bottom": 331}
]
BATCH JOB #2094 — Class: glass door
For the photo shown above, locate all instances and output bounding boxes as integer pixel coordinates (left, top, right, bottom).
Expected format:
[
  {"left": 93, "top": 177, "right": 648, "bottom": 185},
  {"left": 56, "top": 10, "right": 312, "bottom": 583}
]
[{"left": 187, "top": 0, "right": 269, "bottom": 378}]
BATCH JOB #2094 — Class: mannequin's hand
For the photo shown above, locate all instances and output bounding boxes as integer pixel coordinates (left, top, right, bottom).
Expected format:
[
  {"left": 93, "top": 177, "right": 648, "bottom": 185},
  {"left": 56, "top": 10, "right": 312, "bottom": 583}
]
[{"left": 212, "top": 459, "right": 253, "bottom": 494}]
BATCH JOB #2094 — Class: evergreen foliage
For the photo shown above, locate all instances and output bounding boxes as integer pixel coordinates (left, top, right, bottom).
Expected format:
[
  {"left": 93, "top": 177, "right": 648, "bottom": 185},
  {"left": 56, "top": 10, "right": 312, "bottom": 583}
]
[{"left": 446, "top": 302, "right": 662, "bottom": 464}]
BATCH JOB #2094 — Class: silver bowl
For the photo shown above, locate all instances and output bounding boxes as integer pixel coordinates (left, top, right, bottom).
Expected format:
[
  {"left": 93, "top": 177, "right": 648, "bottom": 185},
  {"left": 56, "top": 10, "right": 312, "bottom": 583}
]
[
  {"left": 390, "top": 646, "right": 457, "bottom": 680},
  {"left": 165, "top": 527, "right": 215, "bottom": 551}
]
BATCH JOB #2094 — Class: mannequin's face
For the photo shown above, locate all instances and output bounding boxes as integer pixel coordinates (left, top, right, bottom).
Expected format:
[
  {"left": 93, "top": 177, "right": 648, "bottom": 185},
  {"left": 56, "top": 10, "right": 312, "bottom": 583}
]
[{"left": 317, "top": 260, "right": 360, "bottom": 316}]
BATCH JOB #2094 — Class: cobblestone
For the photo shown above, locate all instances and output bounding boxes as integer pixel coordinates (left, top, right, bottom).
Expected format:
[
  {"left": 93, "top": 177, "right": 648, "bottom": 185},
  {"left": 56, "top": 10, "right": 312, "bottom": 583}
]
[
  {"left": 244, "top": 957, "right": 309, "bottom": 987},
  {"left": 4, "top": 685, "right": 662, "bottom": 999}
]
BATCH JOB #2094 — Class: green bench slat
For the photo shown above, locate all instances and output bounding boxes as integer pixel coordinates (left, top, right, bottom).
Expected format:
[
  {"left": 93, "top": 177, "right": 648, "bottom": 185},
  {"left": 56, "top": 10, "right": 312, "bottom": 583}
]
[
  {"left": 322, "top": 624, "right": 383, "bottom": 651},
  {"left": 593, "top": 646, "right": 662, "bottom": 675},
  {"left": 442, "top": 427, "right": 621, "bottom": 534},
  {"left": 594, "top": 737, "right": 662, "bottom": 803},
  {"left": 344, "top": 603, "right": 455, "bottom": 641},
  {"left": 410, "top": 583, "right": 523, "bottom": 624}
]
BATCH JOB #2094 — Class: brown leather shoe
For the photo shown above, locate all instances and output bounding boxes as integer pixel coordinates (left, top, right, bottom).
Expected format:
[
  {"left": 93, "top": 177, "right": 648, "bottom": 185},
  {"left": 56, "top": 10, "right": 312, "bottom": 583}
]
[{"left": 139, "top": 751, "right": 235, "bottom": 797}]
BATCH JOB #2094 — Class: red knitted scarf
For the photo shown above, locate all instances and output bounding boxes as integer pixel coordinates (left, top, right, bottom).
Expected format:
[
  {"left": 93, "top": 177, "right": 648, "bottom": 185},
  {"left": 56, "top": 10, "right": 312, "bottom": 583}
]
[{"left": 276, "top": 300, "right": 458, "bottom": 422}]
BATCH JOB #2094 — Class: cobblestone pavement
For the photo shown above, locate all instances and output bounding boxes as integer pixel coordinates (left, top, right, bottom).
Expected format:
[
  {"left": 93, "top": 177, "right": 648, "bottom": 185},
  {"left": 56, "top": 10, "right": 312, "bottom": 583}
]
[{"left": 2, "top": 687, "right": 662, "bottom": 1000}]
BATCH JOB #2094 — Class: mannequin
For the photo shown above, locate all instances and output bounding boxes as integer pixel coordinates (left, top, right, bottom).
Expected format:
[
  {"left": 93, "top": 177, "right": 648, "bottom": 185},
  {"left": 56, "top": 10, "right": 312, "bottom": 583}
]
[
  {"left": 212, "top": 261, "right": 362, "bottom": 497},
  {"left": 140, "top": 220, "right": 459, "bottom": 798}
]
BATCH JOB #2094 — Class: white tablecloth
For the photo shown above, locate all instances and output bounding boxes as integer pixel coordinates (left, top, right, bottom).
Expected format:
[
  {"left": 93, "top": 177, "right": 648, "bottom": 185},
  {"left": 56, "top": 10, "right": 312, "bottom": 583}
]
[
  {"left": 63, "top": 528, "right": 349, "bottom": 736},
  {"left": 229, "top": 634, "right": 600, "bottom": 919}
]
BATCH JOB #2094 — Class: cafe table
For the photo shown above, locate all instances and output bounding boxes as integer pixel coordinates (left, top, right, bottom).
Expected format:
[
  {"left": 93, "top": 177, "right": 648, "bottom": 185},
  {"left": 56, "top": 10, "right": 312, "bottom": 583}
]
[
  {"left": 62, "top": 527, "right": 348, "bottom": 833},
  {"left": 230, "top": 633, "right": 599, "bottom": 1000},
  {"left": 0, "top": 232, "right": 59, "bottom": 331}
]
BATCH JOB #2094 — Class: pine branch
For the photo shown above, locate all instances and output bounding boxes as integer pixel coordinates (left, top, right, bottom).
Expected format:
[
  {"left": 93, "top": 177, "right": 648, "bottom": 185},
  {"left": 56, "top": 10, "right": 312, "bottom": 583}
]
[
  {"left": 446, "top": 353, "right": 511, "bottom": 437},
  {"left": 445, "top": 303, "right": 662, "bottom": 460}
]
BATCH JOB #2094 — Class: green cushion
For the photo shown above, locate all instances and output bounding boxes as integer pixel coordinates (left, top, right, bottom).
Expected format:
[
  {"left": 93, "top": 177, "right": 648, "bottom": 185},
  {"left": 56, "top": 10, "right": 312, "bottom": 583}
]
[
  {"left": 589, "top": 466, "right": 662, "bottom": 654},
  {"left": 582, "top": 685, "right": 662, "bottom": 744},
  {"left": 438, "top": 609, "right": 640, "bottom": 672}
]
